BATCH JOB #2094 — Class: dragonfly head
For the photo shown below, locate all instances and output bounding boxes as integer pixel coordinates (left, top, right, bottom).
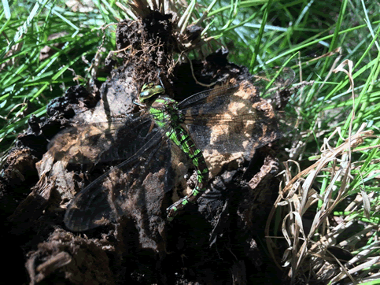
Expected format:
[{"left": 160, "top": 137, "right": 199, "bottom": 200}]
[{"left": 139, "top": 83, "right": 165, "bottom": 103}]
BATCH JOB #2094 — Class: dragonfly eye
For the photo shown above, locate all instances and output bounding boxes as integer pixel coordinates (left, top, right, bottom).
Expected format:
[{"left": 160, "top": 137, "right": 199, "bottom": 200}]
[{"left": 139, "top": 83, "right": 165, "bottom": 102}]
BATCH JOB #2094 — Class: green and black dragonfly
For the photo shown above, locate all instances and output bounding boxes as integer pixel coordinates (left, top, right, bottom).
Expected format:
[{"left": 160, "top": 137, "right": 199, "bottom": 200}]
[{"left": 48, "top": 69, "right": 295, "bottom": 232}]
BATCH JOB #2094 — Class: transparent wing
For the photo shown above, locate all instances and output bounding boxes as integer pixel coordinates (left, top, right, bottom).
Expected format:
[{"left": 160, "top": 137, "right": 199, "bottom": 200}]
[
  {"left": 252, "top": 67, "right": 295, "bottom": 96},
  {"left": 179, "top": 81, "right": 282, "bottom": 160},
  {"left": 63, "top": 130, "right": 172, "bottom": 231},
  {"left": 252, "top": 67, "right": 296, "bottom": 110},
  {"left": 48, "top": 112, "right": 174, "bottom": 231},
  {"left": 178, "top": 68, "right": 297, "bottom": 159},
  {"left": 47, "top": 114, "right": 154, "bottom": 164}
]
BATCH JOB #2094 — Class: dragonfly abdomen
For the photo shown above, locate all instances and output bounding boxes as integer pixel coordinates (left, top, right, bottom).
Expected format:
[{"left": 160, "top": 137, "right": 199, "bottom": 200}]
[
  {"left": 165, "top": 125, "right": 209, "bottom": 219},
  {"left": 150, "top": 96, "right": 209, "bottom": 219}
]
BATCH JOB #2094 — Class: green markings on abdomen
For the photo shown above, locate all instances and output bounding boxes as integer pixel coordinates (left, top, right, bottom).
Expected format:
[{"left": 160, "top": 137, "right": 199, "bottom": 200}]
[
  {"left": 149, "top": 96, "right": 209, "bottom": 219},
  {"left": 165, "top": 124, "right": 209, "bottom": 219}
]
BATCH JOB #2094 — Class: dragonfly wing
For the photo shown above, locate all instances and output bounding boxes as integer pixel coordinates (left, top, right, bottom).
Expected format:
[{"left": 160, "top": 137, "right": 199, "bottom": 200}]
[
  {"left": 64, "top": 130, "right": 173, "bottom": 232},
  {"left": 252, "top": 67, "right": 296, "bottom": 97},
  {"left": 48, "top": 114, "right": 153, "bottom": 164},
  {"left": 181, "top": 81, "right": 281, "bottom": 161},
  {"left": 253, "top": 67, "right": 301, "bottom": 134}
]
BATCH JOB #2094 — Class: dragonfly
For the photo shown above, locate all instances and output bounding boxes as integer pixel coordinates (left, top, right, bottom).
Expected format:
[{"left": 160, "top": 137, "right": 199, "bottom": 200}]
[{"left": 48, "top": 69, "right": 295, "bottom": 232}]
